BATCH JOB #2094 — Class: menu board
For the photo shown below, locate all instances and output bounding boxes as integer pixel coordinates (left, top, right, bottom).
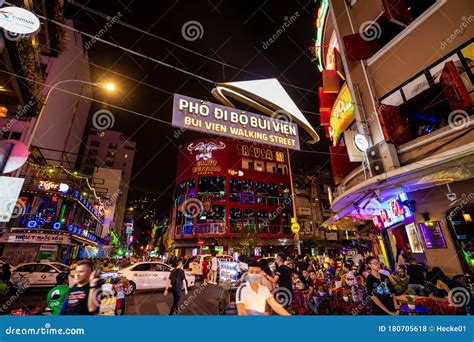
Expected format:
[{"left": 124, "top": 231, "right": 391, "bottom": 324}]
[{"left": 419, "top": 221, "right": 447, "bottom": 249}]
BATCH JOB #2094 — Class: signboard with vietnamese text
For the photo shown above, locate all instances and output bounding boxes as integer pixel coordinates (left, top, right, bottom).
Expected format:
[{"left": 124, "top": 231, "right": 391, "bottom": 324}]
[
  {"left": 0, "top": 233, "right": 71, "bottom": 244},
  {"left": 172, "top": 94, "right": 300, "bottom": 150}
]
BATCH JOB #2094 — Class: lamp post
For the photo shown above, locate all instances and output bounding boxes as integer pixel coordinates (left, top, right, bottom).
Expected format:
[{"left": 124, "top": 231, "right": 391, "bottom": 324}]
[{"left": 25, "top": 79, "right": 116, "bottom": 149}]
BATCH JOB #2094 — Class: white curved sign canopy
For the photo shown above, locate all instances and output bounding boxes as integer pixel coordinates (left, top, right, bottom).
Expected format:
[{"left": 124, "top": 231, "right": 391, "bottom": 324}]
[
  {"left": 212, "top": 78, "right": 320, "bottom": 143},
  {"left": 0, "top": 7, "right": 40, "bottom": 36}
]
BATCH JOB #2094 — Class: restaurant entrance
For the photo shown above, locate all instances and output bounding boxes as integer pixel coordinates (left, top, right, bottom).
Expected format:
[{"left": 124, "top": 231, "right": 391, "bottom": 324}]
[{"left": 382, "top": 223, "right": 427, "bottom": 271}]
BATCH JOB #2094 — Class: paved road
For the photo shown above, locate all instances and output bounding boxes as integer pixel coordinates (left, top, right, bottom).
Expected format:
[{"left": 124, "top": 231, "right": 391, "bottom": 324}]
[{"left": 0, "top": 281, "right": 224, "bottom": 315}]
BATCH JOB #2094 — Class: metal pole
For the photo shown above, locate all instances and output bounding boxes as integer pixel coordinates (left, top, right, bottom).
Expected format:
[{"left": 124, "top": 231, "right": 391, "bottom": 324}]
[{"left": 286, "top": 148, "right": 301, "bottom": 255}]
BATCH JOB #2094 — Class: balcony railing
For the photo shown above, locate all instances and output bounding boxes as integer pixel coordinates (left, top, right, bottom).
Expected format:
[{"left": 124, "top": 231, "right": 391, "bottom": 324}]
[
  {"left": 196, "top": 223, "right": 225, "bottom": 234},
  {"left": 174, "top": 223, "right": 292, "bottom": 237}
]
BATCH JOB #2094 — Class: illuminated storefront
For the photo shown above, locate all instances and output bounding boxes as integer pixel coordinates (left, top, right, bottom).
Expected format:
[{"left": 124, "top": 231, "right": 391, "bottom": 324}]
[
  {"left": 0, "top": 178, "right": 105, "bottom": 264},
  {"left": 171, "top": 138, "right": 294, "bottom": 256},
  {"left": 370, "top": 192, "right": 426, "bottom": 269}
]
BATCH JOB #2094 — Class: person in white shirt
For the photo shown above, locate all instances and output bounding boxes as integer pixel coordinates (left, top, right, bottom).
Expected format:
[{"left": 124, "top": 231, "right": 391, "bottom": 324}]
[
  {"left": 209, "top": 253, "right": 218, "bottom": 285},
  {"left": 236, "top": 261, "right": 290, "bottom": 316}
]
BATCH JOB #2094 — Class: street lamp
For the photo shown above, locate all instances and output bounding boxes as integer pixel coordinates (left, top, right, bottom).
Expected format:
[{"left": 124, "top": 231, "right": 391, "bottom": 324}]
[{"left": 25, "top": 79, "right": 117, "bottom": 149}]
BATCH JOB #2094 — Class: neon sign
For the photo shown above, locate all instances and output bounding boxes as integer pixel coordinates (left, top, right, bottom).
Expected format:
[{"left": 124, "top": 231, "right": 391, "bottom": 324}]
[
  {"left": 38, "top": 181, "right": 59, "bottom": 191},
  {"left": 315, "top": 0, "right": 329, "bottom": 71},
  {"left": 325, "top": 31, "right": 339, "bottom": 70},
  {"left": 329, "top": 84, "right": 354, "bottom": 145}
]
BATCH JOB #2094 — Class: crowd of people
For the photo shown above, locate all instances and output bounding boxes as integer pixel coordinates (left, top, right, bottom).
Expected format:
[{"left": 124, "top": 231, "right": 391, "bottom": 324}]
[{"left": 234, "top": 250, "right": 468, "bottom": 316}]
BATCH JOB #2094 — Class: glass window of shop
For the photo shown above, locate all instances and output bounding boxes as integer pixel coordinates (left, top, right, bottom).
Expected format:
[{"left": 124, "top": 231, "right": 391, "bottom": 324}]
[
  {"left": 256, "top": 181, "right": 267, "bottom": 205},
  {"left": 257, "top": 209, "right": 268, "bottom": 233},
  {"left": 267, "top": 183, "right": 279, "bottom": 205},
  {"left": 230, "top": 208, "right": 242, "bottom": 233},
  {"left": 279, "top": 183, "right": 291, "bottom": 208},
  {"left": 197, "top": 204, "right": 225, "bottom": 223},
  {"left": 241, "top": 180, "right": 254, "bottom": 204},
  {"left": 175, "top": 179, "right": 196, "bottom": 205},
  {"left": 268, "top": 211, "right": 281, "bottom": 234},
  {"left": 243, "top": 209, "right": 256, "bottom": 233},
  {"left": 229, "top": 178, "right": 241, "bottom": 202},
  {"left": 281, "top": 210, "right": 292, "bottom": 234},
  {"left": 198, "top": 176, "right": 225, "bottom": 201},
  {"left": 447, "top": 205, "right": 474, "bottom": 272}
]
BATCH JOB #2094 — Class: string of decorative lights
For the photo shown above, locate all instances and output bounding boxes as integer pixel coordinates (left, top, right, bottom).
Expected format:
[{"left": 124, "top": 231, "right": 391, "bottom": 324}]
[{"left": 26, "top": 161, "right": 101, "bottom": 201}]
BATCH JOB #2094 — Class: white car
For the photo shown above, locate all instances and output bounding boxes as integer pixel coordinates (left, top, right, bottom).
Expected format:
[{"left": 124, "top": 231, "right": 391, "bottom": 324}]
[
  {"left": 118, "top": 261, "right": 195, "bottom": 295},
  {"left": 189, "top": 254, "right": 248, "bottom": 276},
  {"left": 11, "top": 262, "right": 67, "bottom": 288}
]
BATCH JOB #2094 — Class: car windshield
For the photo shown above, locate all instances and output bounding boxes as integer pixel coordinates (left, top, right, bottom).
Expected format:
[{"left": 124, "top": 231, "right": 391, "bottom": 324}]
[{"left": 51, "top": 264, "right": 69, "bottom": 272}]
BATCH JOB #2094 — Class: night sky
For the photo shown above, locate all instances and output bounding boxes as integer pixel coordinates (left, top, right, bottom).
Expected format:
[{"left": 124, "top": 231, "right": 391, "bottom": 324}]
[{"left": 72, "top": 0, "right": 329, "bottom": 211}]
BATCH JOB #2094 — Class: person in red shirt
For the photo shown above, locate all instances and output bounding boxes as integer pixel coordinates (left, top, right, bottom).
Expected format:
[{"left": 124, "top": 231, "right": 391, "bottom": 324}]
[{"left": 202, "top": 258, "right": 209, "bottom": 283}]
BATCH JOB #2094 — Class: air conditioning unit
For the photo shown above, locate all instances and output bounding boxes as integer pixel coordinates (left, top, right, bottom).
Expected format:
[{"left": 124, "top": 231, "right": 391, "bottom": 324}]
[{"left": 366, "top": 141, "right": 399, "bottom": 176}]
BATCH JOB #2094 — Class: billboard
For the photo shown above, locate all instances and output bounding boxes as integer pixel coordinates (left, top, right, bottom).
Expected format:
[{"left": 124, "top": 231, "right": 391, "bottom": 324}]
[{"left": 172, "top": 94, "right": 300, "bottom": 150}]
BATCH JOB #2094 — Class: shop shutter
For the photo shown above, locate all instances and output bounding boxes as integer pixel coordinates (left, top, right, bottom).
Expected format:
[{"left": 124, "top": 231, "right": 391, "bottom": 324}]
[
  {"left": 329, "top": 145, "right": 359, "bottom": 185},
  {"left": 439, "top": 61, "right": 472, "bottom": 112},
  {"left": 343, "top": 33, "right": 380, "bottom": 60},
  {"left": 381, "top": 0, "right": 412, "bottom": 27},
  {"left": 377, "top": 103, "right": 412, "bottom": 145}
]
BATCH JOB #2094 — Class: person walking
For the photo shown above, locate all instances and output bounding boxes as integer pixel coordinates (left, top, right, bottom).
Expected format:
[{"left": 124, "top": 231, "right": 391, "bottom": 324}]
[
  {"left": 209, "top": 253, "right": 218, "bottom": 285},
  {"left": 60, "top": 260, "right": 99, "bottom": 315},
  {"left": 164, "top": 258, "right": 188, "bottom": 315}
]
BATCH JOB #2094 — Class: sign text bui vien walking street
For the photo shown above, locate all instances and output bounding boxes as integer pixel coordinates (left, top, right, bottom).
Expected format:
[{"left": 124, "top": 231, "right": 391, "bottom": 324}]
[{"left": 172, "top": 94, "right": 300, "bottom": 150}]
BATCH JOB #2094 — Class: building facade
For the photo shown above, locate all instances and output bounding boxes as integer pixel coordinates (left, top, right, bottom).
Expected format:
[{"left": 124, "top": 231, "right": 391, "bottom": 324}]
[
  {"left": 81, "top": 129, "right": 136, "bottom": 238},
  {"left": 170, "top": 138, "right": 295, "bottom": 257},
  {"left": 315, "top": 0, "right": 473, "bottom": 274},
  {"left": 0, "top": 155, "right": 105, "bottom": 265}
]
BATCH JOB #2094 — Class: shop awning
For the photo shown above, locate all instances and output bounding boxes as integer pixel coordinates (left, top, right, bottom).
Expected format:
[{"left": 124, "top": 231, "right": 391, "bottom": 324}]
[{"left": 327, "top": 142, "right": 474, "bottom": 225}]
